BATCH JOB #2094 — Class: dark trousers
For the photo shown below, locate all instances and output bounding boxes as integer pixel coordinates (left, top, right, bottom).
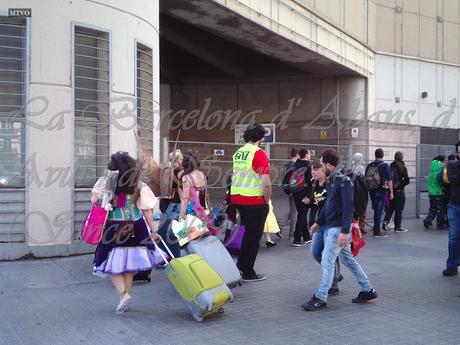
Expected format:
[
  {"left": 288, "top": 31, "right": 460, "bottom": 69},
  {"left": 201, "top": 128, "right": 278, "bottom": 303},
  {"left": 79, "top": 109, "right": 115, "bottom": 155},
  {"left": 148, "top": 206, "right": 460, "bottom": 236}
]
[
  {"left": 370, "top": 189, "right": 386, "bottom": 234},
  {"left": 384, "top": 190, "right": 406, "bottom": 229},
  {"left": 425, "top": 195, "right": 447, "bottom": 227},
  {"left": 157, "top": 219, "right": 181, "bottom": 258},
  {"left": 447, "top": 203, "right": 460, "bottom": 268},
  {"left": 235, "top": 203, "right": 269, "bottom": 277},
  {"left": 293, "top": 195, "right": 311, "bottom": 242}
]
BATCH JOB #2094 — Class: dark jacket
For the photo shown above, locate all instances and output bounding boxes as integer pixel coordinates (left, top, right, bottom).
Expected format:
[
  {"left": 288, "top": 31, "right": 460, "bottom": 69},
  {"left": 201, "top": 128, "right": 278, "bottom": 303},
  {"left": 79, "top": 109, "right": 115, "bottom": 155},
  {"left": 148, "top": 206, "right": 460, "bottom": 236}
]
[
  {"left": 316, "top": 171, "right": 353, "bottom": 234},
  {"left": 391, "top": 162, "right": 410, "bottom": 191},
  {"left": 291, "top": 159, "right": 312, "bottom": 200},
  {"left": 447, "top": 160, "right": 460, "bottom": 205}
]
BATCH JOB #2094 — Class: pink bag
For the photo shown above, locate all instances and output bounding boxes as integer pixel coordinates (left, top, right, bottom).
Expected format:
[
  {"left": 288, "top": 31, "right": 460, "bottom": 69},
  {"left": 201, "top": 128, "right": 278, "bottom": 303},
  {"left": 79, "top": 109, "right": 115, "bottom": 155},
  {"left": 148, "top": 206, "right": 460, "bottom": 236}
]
[{"left": 80, "top": 204, "right": 108, "bottom": 245}]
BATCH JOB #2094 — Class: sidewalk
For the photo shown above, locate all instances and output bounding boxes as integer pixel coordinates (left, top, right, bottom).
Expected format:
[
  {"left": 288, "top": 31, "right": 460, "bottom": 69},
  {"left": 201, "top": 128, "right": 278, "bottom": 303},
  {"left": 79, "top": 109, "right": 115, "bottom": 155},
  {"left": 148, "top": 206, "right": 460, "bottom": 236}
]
[{"left": 1, "top": 218, "right": 459, "bottom": 345}]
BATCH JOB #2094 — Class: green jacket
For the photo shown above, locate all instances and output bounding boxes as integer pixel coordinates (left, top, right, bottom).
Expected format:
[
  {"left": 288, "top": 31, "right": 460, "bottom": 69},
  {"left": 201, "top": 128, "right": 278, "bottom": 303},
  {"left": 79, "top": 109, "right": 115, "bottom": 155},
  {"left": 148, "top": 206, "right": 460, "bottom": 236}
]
[{"left": 427, "top": 160, "right": 443, "bottom": 196}]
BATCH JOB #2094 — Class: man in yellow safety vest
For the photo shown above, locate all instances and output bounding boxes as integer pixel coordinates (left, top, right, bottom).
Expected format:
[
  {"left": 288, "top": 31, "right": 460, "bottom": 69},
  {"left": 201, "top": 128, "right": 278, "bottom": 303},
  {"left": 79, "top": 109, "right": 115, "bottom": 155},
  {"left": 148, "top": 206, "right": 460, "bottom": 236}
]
[{"left": 231, "top": 123, "right": 272, "bottom": 282}]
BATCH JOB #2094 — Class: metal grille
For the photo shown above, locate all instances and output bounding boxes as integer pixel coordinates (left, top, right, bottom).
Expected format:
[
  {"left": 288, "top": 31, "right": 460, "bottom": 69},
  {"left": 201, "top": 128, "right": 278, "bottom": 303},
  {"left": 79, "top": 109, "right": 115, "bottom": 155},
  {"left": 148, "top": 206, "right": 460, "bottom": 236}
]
[
  {"left": 0, "top": 17, "right": 26, "bottom": 188},
  {"left": 74, "top": 26, "right": 110, "bottom": 188},
  {"left": 136, "top": 43, "right": 154, "bottom": 152},
  {"left": 0, "top": 18, "right": 26, "bottom": 243}
]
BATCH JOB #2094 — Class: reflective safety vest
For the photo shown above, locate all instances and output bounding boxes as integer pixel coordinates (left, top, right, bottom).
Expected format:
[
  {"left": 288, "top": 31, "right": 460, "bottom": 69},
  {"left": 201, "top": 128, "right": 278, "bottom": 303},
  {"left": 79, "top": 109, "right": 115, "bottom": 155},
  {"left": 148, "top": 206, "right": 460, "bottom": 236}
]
[{"left": 231, "top": 143, "right": 264, "bottom": 197}]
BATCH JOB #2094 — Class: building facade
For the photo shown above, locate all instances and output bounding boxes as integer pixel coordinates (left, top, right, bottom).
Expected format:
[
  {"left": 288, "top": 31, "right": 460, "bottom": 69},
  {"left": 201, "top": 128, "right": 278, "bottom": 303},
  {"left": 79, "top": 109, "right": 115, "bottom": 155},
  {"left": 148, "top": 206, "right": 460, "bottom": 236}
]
[
  {"left": 0, "top": 0, "right": 159, "bottom": 259},
  {"left": 1, "top": 0, "right": 459, "bottom": 259}
]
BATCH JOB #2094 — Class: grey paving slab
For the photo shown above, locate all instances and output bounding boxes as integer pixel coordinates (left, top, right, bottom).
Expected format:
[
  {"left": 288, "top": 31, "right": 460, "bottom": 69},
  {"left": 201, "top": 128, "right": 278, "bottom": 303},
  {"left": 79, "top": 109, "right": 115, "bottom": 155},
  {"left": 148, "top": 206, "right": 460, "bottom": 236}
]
[{"left": 1, "top": 218, "right": 460, "bottom": 345}]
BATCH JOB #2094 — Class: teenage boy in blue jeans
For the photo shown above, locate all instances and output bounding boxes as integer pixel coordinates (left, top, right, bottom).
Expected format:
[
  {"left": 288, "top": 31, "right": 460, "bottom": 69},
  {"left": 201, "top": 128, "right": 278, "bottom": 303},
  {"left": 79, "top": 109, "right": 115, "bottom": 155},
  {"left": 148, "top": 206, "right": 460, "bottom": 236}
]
[
  {"left": 309, "top": 160, "right": 342, "bottom": 295},
  {"left": 444, "top": 145, "right": 460, "bottom": 276},
  {"left": 367, "top": 148, "right": 393, "bottom": 237},
  {"left": 302, "top": 149, "right": 377, "bottom": 311}
]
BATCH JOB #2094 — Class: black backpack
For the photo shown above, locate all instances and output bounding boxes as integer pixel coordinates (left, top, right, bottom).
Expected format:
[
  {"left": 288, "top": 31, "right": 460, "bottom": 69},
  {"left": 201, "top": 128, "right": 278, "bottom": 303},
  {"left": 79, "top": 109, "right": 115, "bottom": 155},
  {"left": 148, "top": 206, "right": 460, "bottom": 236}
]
[
  {"left": 347, "top": 172, "right": 369, "bottom": 218},
  {"left": 282, "top": 167, "right": 295, "bottom": 195},
  {"left": 282, "top": 163, "right": 311, "bottom": 195}
]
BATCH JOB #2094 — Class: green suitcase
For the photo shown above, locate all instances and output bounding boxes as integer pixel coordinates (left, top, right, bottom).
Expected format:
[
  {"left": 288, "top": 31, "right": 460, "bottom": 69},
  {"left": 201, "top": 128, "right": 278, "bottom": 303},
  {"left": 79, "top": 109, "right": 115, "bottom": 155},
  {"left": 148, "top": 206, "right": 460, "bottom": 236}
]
[{"left": 156, "top": 238, "right": 234, "bottom": 322}]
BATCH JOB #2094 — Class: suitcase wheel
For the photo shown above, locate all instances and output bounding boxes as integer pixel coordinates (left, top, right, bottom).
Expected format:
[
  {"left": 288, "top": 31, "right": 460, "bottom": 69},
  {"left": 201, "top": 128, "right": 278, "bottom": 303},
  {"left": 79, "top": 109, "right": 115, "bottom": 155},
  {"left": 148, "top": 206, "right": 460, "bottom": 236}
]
[
  {"left": 193, "top": 315, "right": 204, "bottom": 322},
  {"left": 218, "top": 308, "right": 225, "bottom": 314}
]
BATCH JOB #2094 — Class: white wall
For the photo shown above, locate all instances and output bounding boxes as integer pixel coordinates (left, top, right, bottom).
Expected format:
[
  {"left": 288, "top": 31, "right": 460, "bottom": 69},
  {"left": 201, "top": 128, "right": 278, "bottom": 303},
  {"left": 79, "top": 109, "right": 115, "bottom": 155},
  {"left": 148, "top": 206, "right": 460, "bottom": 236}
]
[
  {"left": 0, "top": 0, "right": 159, "bottom": 247},
  {"left": 374, "top": 54, "right": 460, "bottom": 130}
]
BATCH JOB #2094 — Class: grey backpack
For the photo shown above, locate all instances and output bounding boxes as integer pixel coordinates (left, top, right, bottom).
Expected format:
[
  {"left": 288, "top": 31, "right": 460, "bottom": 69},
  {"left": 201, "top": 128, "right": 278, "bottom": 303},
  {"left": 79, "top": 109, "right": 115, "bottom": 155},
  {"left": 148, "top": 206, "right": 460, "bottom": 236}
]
[{"left": 365, "top": 162, "right": 383, "bottom": 190}]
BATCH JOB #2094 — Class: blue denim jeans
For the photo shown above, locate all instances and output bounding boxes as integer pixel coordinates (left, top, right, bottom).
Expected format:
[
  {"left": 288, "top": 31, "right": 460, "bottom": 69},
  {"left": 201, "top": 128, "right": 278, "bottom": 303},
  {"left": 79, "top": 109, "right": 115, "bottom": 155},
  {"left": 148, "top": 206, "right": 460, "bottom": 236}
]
[
  {"left": 311, "top": 227, "right": 341, "bottom": 289},
  {"left": 315, "top": 226, "right": 373, "bottom": 302},
  {"left": 447, "top": 203, "right": 460, "bottom": 268},
  {"left": 370, "top": 190, "right": 386, "bottom": 234}
]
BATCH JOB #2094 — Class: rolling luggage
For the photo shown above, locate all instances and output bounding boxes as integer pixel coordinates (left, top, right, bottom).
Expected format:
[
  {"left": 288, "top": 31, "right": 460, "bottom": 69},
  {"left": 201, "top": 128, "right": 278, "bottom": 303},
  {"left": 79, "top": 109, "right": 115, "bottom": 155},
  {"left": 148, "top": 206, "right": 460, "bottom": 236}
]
[
  {"left": 185, "top": 235, "right": 242, "bottom": 288},
  {"left": 155, "top": 237, "right": 234, "bottom": 322}
]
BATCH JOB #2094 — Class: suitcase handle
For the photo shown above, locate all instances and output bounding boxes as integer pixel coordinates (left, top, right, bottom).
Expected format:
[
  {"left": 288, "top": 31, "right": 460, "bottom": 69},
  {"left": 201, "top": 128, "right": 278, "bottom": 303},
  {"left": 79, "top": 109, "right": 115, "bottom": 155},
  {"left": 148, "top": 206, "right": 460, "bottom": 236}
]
[
  {"left": 153, "top": 235, "right": 176, "bottom": 265},
  {"left": 145, "top": 221, "right": 176, "bottom": 264}
]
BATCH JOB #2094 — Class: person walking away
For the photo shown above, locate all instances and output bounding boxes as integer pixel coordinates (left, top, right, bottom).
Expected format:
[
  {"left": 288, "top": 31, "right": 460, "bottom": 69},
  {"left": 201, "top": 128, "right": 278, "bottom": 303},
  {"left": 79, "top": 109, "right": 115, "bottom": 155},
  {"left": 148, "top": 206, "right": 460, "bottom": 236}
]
[
  {"left": 92, "top": 152, "right": 166, "bottom": 314},
  {"left": 290, "top": 149, "right": 313, "bottom": 246},
  {"left": 350, "top": 153, "right": 366, "bottom": 177},
  {"left": 303, "top": 149, "right": 377, "bottom": 311},
  {"left": 383, "top": 152, "right": 410, "bottom": 233},
  {"left": 284, "top": 148, "right": 300, "bottom": 239},
  {"left": 347, "top": 153, "right": 369, "bottom": 234},
  {"left": 157, "top": 150, "right": 183, "bottom": 258},
  {"left": 177, "top": 150, "right": 214, "bottom": 228},
  {"left": 441, "top": 154, "right": 456, "bottom": 227},
  {"left": 444, "top": 151, "right": 460, "bottom": 276},
  {"left": 231, "top": 123, "right": 271, "bottom": 282},
  {"left": 365, "top": 148, "right": 393, "bottom": 237},
  {"left": 423, "top": 156, "right": 448, "bottom": 229},
  {"left": 309, "top": 160, "right": 342, "bottom": 295}
]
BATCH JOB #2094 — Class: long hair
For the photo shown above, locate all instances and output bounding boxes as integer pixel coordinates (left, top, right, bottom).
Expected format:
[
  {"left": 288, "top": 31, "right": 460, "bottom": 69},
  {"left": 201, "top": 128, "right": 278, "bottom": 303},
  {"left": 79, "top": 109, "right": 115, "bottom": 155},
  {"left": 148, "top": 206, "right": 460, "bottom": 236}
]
[
  {"left": 393, "top": 151, "right": 405, "bottom": 177},
  {"left": 107, "top": 152, "right": 140, "bottom": 196},
  {"left": 181, "top": 150, "right": 201, "bottom": 177}
]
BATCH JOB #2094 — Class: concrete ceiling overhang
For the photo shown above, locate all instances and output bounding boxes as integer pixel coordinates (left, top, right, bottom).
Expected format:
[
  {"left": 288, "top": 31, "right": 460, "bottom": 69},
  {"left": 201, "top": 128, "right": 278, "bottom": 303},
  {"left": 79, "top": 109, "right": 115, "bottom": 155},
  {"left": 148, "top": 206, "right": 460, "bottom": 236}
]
[{"left": 160, "top": 0, "right": 361, "bottom": 77}]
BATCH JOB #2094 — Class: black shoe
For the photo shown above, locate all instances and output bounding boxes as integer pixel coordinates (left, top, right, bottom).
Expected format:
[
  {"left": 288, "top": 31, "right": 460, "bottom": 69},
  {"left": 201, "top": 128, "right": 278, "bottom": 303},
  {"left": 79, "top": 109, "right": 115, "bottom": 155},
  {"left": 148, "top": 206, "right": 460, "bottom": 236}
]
[
  {"left": 292, "top": 241, "right": 306, "bottom": 247},
  {"left": 382, "top": 221, "right": 389, "bottom": 231},
  {"left": 266, "top": 241, "right": 277, "bottom": 248},
  {"left": 242, "top": 273, "right": 267, "bottom": 282},
  {"left": 338, "top": 274, "right": 344, "bottom": 282},
  {"left": 373, "top": 231, "right": 388, "bottom": 238},
  {"left": 328, "top": 288, "right": 339, "bottom": 296},
  {"left": 301, "top": 295, "right": 327, "bottom": 311},
  {"left": 442, "top": 267, "right": 458, "bottom": 276},
  {"left": 423, "top": 219, "right": 432, "bottom": 229},
  {"left": 394, "top": 227, "right": 408, "bottom": 233},
  {"left": 352, "top": 289, "right": 378, "bottom": 303}
]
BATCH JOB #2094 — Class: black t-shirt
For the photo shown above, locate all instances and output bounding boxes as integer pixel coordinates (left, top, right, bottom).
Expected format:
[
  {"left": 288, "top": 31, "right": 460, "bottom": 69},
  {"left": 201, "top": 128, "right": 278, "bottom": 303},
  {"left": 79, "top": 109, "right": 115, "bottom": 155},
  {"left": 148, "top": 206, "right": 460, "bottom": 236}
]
[{"left": 311, "top": 182, "right": 327, "bottom": 211}]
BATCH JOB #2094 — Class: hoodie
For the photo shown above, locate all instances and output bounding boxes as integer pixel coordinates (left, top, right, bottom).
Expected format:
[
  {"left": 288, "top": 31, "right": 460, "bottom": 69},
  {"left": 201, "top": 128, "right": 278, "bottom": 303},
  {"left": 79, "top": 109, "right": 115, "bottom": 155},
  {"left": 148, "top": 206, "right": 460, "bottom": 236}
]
[
  {"left": 427, "top": 160, "right": 443, "bottom": 196},
  {"left": 316, "top": 170, "right": 353, "bottom": 234}
]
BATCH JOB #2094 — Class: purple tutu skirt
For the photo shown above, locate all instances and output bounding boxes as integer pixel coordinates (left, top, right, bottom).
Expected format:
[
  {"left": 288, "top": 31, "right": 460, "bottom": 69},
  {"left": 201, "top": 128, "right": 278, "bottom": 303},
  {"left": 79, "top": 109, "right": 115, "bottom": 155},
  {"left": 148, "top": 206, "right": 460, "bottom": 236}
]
[
  {"left": 94, "top": 246, "right": 167, "bottom": 275},
  {"left": 93, "top": 218, "right": 168, "bottom": 276}
]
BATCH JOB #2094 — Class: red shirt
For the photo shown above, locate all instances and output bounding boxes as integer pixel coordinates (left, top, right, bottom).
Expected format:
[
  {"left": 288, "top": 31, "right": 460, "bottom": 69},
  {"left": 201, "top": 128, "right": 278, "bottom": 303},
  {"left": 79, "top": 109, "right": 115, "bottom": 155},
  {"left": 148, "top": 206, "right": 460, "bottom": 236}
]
[{"left": 231, "top": 148, "right": 270, "bottom": 206}]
